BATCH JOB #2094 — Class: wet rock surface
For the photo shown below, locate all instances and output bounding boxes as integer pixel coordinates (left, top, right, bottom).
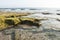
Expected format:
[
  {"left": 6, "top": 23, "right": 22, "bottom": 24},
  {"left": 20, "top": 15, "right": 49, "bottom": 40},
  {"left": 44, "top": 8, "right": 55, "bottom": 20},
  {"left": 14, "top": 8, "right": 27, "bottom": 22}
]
[{"left": 0, "top": 26, "right": 60, "bottom": 40}]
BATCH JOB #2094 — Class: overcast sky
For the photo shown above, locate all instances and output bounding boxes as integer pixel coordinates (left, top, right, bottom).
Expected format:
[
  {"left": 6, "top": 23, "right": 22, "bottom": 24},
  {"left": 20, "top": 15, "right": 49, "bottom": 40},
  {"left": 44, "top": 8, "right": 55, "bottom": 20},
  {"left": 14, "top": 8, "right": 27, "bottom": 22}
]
[{"left": 0, "top": 0, "right": 60, "bottom": 8}]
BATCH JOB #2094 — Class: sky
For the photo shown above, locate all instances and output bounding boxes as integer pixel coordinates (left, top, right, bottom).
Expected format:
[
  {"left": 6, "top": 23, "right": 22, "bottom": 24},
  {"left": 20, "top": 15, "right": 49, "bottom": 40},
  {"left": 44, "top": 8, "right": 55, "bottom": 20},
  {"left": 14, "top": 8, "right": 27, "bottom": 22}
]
[{"left": 0, "top": 0, "right": 60, "bottom": 8}]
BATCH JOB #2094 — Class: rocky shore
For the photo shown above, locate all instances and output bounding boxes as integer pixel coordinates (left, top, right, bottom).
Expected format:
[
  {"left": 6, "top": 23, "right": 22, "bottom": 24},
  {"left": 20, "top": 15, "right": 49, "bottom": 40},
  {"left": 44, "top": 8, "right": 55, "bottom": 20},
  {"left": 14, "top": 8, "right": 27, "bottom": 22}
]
[{"left": 0, "top": 11, "right": 60, "bottom": 40}]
